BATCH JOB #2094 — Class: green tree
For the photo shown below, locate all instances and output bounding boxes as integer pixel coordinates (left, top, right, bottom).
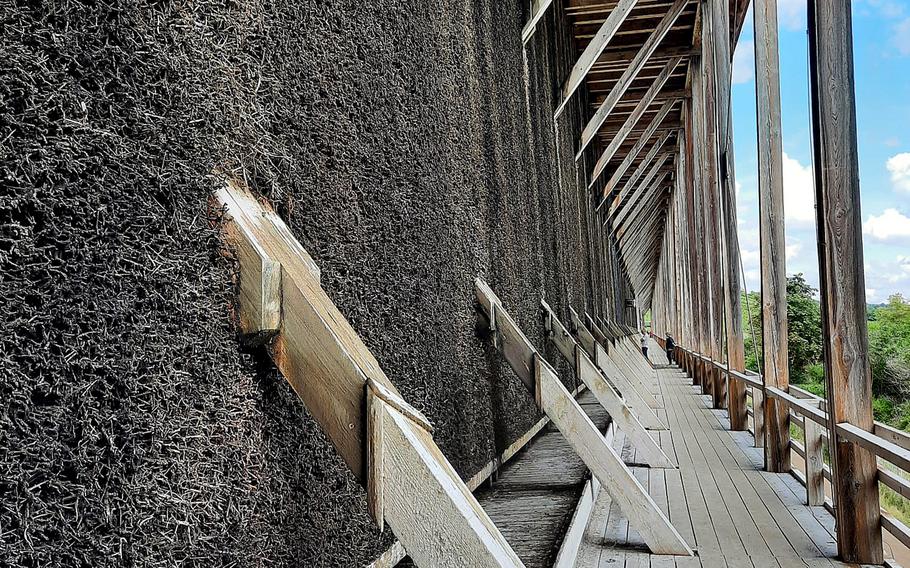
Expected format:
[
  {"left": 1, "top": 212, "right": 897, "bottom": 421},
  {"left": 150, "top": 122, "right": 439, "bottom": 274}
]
[
  {"left": 868, "top": 294, "right": 910, "bottom": 399},
  {"left": 786, "top": 274, "right": 823, "bottom": 384}
]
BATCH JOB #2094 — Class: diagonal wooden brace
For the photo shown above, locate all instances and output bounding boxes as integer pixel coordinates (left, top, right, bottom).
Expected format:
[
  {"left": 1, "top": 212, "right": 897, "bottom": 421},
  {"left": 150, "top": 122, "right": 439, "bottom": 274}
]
[
  {"left": 475, "top": 279, "right": 691, "bottom": 556},
  {"left": 541, "top": 300, "right": 675, "bottom": 468},
  {"left": 219, "top": 181, "right": 523, "bottom": 568}
]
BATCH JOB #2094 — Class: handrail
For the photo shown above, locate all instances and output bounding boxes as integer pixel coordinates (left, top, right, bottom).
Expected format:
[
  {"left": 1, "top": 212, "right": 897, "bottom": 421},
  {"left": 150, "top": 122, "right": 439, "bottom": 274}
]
[{"left": 671, "top": 337, "right": 910, "bottom": 552}]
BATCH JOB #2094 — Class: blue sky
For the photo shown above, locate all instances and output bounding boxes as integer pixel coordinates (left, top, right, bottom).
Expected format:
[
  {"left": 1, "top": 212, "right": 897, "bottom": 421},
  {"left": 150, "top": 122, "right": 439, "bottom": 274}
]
[{"left": 731, "top": 0, "right": 910, "bottom": 304}]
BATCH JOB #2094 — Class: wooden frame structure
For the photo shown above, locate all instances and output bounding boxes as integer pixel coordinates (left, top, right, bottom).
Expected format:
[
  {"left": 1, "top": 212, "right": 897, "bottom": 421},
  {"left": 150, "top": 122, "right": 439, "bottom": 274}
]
[
  {"left": 475, "top": 279, "right": 692, "bottom": 556},
  {"left": 641, "top": 0, "right": 885, "bottom": 563},
  {"left": 215, "top": 0, "right": 890, "bottom": 562},
  {"left": 218, "top": 182, "right": 524, "bottom": 568}
]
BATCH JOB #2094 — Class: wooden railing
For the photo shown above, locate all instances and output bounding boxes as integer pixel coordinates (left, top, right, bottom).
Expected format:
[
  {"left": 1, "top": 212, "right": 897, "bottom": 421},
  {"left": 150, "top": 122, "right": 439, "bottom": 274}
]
[{"left": 671, "top": 343, "right": 910, "bottom": 552}]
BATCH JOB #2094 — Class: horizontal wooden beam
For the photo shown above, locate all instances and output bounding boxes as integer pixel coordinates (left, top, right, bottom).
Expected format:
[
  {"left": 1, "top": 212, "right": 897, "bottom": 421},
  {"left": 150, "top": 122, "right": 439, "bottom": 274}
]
[
  {"left": 555, "top": 0, "right": 639, "bottom": 117},
  {"left": 591, "top": 57, "right": 683, "bottom": 180},
  {"left": 577, "top": 0, "right": 690, "bottom": 159}
]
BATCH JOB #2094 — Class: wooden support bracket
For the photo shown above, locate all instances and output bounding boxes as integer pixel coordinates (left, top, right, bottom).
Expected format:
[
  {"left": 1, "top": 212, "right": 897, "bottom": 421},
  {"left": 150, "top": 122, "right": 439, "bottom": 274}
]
[
  {"left": 218, "top": 182, "right": 523, "bottom": 567},
  {"left": 542, "top": 301, "right": 675, "bottom": 468},
  {"left": 475, "top": 279, "right": 691, "bottom": 556}
]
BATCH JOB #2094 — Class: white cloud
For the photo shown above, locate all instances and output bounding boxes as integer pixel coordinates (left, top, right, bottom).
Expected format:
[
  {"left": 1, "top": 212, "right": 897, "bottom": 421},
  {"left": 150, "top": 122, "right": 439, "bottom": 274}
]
[
  {"left": 886, "top": 152, "right": 910, "bottom": 193},
  {"left": 778, "top": 0, "right": 806, "bottom": 30},
  {"left": 863, "top": 208, "right": 910, "bottom": 241},
  {"left": 867, "top": 288, "right": 879, "bottom": 302},
  {"left": 741, "top": 248, "right": 760, "bottom": 266},
  {"left": 732, "top": 40, "right": 754, "bottom": 84},
  {"left": 782, "top": 152, "right": 816, "bottom": 225},
  {"left": 786, "top": 240, "right": 802, "bottom": 260}
]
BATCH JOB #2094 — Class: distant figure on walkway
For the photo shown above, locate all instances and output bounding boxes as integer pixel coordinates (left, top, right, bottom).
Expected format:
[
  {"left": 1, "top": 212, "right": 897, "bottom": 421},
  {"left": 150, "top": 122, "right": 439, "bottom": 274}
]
[
  {"left": 640, "top": 332, "right": 649, "bottom": 360},
  {"left": 665, "top": 333, "right": 676, "bottom": 365}
]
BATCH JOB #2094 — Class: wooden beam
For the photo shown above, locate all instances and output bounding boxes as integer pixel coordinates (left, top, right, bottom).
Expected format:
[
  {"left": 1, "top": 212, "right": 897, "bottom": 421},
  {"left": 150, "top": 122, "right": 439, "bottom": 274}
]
[
  {"left": 700, "top": 3, "right": 727, "bottom": 412},
  {"left": 218, "top": 183, "right": 523, "bottom": 567},
  {"left": 572, "top": 312, "right": 667, "bottom": 428},
  {"left": 522, "top": 0, "right": 555, "bottom": 44},
  {"left": 711, "top": 0, "right": 748, "bottom": 431},
  {"left": 543, "top": 301, "right": 676, "bottom": 468},
  {"left": 475, "top": 280, "right": 691, "bottom": 555},
  {"left": 599, "top": 133, "right": 673, "bottom": 214},
  {"left": 577, "top": 0, "right": 690, "bottom": 159},
  {"left": 808, "top": 0, "right": 883, "bottom": 562},
  {"left": 590, "top": 57, "right": 683, "bottom": 180},
  {"left": 598, "top": 99, "right": 676, "bottom": 194},
  {"left": 555, "top": 0, "right": 639, "bottom": 117},
  {"left": 754, "top": 0, "right": 790, "bottom": 473}
]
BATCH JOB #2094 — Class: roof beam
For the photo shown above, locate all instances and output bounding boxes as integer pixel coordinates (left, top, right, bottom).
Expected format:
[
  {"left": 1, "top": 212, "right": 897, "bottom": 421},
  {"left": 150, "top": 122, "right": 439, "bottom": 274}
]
[
  {"left": 594, "top": 99, "right": 676, "bottom": 191},
  {"left": 590, "top": 56, "right": 683, "bottom": 181},
  {"left": 577, "top": 0, "right": 690, "bottom": 159},
  {"left": 614, "top": 166, "right": 671, "bottom": 230},
  {"left": 555, "top": 0, "right": 640, "bottom": 117}
]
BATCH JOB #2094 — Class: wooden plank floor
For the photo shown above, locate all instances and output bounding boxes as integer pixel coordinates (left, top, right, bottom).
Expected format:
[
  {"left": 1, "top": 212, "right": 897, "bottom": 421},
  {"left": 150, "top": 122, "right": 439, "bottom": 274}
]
[
  {"left": 475, "top": 390, "right": 610, "bottom": 567},
  {"left": 576, "top": 342, "right": 856, "bottom": 568}
]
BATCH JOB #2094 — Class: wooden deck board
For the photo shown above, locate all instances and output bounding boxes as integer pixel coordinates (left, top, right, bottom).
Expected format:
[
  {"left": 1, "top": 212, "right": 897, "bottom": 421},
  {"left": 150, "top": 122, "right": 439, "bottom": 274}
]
[
  {"left": 475, "top": 389, "right": 610, "bottom": 567},
  {"left": 574, "top": 345, "right": 855, "bottom": 568}
]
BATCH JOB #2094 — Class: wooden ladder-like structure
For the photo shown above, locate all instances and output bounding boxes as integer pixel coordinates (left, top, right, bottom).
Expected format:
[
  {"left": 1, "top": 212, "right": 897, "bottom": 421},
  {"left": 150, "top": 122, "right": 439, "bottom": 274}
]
[{"left": 475, "top": 279, "right": 692, "bottom": 557}]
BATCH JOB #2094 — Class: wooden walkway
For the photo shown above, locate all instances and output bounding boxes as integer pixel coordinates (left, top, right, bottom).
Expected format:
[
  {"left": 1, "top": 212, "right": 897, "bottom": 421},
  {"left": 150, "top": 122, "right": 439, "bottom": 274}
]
[
  {"left": 476, "top": 391, "right": 610, "bottom": 567},
  {"left": 576, "top": 345, "right": 852, "bottom": 568}
]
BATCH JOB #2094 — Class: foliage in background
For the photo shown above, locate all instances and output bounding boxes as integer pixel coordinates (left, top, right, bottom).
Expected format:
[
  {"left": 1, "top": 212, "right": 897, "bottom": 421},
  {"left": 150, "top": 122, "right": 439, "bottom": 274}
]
[
  {"left": 786, "top": 275, "right": 823, "bottom": 384},
  {"left": 740, "top": 283, "right": 910, "bottom": 428}
]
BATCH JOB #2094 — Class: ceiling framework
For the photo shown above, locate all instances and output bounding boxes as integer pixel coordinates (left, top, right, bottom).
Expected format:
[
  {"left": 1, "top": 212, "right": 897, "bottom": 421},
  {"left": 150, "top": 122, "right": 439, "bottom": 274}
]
[
  {"left": 558, "top": 0, "right": 745, "bottom": 308},
  {"left": 564, "top": 0, "right": 700, "bottom": 307}
]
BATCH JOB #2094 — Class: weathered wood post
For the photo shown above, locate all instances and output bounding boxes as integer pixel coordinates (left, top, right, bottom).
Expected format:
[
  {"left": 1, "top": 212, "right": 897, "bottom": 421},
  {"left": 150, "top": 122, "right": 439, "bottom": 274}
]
[
  {"left": 803, "top": 415, "right": 825, "bottom": 506},
  {"left": 807, "top": 0, "right": 883, "bottom": 562},
  {"left": 711, "top": 0, "right": 748, "bottom": 430},
  {"left": 753, "top": 0, "right": 790, "bottom": 472}
]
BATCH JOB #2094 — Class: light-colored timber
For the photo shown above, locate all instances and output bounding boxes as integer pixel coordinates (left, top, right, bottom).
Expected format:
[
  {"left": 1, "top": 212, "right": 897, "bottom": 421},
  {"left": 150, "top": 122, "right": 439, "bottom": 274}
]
[
  {"left": 475, "top": 279, "right": 692, "bottom": 556},
  {"left": 218, "top": 182, "right": 523, "bottom": 568},
  {"left": 542, "top": 301, "right": 675, "bottom": 468}
]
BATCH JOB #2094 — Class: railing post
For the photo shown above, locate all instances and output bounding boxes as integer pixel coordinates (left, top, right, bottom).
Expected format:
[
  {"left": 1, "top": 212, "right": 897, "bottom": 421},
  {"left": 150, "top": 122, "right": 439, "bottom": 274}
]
[
  {"left": 803, "top": 415, "right": 825, "bottom": 506},
  {"left": 753, "top": 387, "right": 765, "bottom": 448},
  {"left": 808, "top": 0, "right": 882, "bottom": 562}
]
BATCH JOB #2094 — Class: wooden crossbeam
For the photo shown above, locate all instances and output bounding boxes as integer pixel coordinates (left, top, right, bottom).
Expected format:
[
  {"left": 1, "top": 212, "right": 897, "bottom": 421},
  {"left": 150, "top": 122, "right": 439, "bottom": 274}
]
[
  {"left": 599, "top": 131, "right": 674, "bottom": 216},
  {"left": 542, "top": 300, "right": 676, "bottom": 468},
  {"left": 577, "top": 0, "right": 690, "bottom": 159},
  {"left": 611, "top": 156, "right": 671, "bottom": 227},
  {"left": 475, "top": 280, "right": 691, "bottom": 556},
  {"left": 522, "top": 0, "right": 554, "bottom": 44},
  {"left": 590, "top": 56, "right": 683, "bottom": 180},
  {"left": 555, "top": 0, "right": 639, "bottom": 117},
  {"left": 219, "top": 183, "right": 523, "bottom": 567},
  {"left": 596, "top": 98, "right": 676, "bottom": 193},
  {"left": 589, "top": 316, "right": 661, "bottom": 407}
]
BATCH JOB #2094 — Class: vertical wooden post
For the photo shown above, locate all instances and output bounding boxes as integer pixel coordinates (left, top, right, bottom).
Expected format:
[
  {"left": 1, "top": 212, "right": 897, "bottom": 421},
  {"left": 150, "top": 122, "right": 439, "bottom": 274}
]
[
  {"left": 753, "top": 388, "right": 765, "bottom": 448},
  {"left": 710, "top": 0, "right": 748, "bottom": 429},
  {"left": 702, "top": 3, "right": 727, "bottom": 411},
  {"left": 808, "top": 0, "right": 883, "bottom": 562},
  {"left": 803, "top": 416, "right": 825, "bottom": 506},
  {"left": 753, "top": 0, "right": 790, "bottom": 472},
  {"left": 683, "top": 99, "right": 702, "bottom": 387}
]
